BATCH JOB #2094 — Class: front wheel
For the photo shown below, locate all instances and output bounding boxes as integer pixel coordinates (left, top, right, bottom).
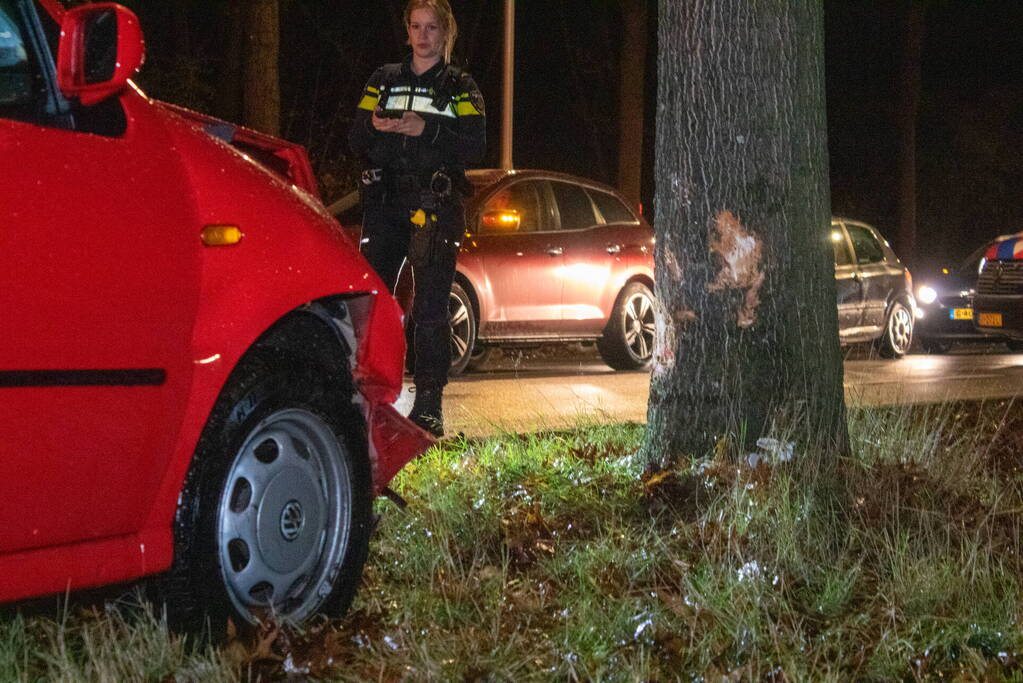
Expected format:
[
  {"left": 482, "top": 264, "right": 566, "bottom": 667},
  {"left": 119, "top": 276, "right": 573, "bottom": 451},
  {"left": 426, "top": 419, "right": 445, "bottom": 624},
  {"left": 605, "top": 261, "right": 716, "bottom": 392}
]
[
  {"left": 597, "top": 281, "right": 655, "bottom": 370},
  {"left": 877, "top": 300, "right": 913, "bottom": 359},
  {"left": 448, "top": 282, "right": 477, "bottom": 376},
  {"left": 156, "top": 351, "right": 371, "bottom": 637}
]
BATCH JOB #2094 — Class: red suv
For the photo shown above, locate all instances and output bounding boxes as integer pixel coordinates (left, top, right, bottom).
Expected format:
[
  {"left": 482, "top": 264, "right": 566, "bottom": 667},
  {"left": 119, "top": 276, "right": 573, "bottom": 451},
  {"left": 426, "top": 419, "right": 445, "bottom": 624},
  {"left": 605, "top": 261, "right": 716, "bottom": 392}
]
[
  {"left": 336, "top": 170, "right": 657, "bottom": 374},
  {"left": 1, "top": 0, "right": 428, "bottom": 632}
]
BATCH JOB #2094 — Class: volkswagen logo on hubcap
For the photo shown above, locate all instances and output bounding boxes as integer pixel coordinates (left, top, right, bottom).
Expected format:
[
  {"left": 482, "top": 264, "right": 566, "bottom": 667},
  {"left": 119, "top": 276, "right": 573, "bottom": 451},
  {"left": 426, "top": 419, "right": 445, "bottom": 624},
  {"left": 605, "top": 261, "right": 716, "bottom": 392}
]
[{"left": 279, "top": 500, "right": 305, "bottom": 541}]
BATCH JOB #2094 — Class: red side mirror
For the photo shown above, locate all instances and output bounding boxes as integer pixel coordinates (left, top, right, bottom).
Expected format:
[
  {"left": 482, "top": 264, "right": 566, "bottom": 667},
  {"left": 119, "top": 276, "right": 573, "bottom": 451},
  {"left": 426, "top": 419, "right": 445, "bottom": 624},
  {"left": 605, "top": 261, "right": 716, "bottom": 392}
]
[{"left": 57, "top": 3, "right": 145, "bottom": 106}]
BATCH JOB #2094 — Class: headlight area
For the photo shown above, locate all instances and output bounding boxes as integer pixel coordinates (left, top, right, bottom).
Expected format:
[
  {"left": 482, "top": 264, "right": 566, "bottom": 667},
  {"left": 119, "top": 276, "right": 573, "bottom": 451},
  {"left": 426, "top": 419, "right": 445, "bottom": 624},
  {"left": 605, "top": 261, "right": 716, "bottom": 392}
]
[
  {"left": 917, "top": 285, "right": 938, "bottom": 305},
  {"left": 342, "top": 293, "right": 434, "bottom": 492}
]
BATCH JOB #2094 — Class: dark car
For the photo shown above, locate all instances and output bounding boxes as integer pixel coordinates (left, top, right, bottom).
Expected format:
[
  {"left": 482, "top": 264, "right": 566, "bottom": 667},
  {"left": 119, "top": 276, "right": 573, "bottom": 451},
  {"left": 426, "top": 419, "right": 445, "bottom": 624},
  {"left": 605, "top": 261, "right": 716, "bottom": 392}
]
[
  {"left": 831, "top": 218, "right": 916, "bottom": 358},
  {"left": 914, "top": 241, "right": 1023, "bottom": 353},
  {"left": 974, "top": 232, "right": 1023, "bottom": 346},
  {"left": 336, "top": 169, "right": 656, "bottom": 374}
]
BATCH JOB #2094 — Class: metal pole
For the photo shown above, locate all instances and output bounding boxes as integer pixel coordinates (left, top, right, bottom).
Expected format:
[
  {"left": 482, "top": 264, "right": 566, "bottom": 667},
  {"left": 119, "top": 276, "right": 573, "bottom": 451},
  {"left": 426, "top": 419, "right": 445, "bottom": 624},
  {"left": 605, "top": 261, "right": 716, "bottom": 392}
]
[{"left": 501, "top": 0, "right": 514, "bottom": 170}]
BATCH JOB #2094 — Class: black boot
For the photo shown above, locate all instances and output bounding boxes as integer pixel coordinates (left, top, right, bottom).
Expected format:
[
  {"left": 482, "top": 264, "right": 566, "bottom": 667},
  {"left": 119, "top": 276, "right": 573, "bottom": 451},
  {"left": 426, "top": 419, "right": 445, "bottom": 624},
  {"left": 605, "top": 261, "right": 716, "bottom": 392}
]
[{"left": 408, "top": 385, "right": 444, "bottom": 437}]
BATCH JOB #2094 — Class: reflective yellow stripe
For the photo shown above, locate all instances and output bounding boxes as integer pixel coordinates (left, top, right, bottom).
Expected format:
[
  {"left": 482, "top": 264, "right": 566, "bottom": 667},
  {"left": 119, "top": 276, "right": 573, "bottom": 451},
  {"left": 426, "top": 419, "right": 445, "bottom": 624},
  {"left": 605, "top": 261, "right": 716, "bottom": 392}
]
[
  {"left": 367, "top": 86, "right": 379, "bottom": 94},
  {"left": 357, "top": 93, "right": 379, "bottom": 110},
  {"left": 455, "top": 101, "right": 482, "bottom": 116}
]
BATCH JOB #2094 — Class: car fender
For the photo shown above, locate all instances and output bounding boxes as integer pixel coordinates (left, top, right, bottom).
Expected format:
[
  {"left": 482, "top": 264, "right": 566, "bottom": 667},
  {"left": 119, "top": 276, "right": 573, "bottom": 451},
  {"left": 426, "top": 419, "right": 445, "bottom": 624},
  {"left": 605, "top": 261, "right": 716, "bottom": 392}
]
[{"left": 138, "top": 106, "right": 405, "bottom": 553}]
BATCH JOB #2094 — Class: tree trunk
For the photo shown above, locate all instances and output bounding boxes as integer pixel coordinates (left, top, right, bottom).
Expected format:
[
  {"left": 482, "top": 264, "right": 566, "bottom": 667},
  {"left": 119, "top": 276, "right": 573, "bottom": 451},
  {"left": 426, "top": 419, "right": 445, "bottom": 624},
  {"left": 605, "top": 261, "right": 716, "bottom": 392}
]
[
  {"left": 242, "top": 0, "right": 281, "bottom": 136},
  {"left": 617, "top": 0, "right": 647, "bottom": 208},
  {"left": 643, "top": 0, "right": 848, "bottom": 464},
  {"left": 895, "top": 0, "right": 926, "bottom": 267},
  {"left": 215, "top": 2, "right": 245, "bottom": 123}
]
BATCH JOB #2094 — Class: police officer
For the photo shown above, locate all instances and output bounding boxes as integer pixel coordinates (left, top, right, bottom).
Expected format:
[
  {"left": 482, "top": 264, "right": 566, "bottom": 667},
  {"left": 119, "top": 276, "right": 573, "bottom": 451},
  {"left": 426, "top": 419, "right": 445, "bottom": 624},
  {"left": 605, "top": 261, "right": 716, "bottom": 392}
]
[{"left": 349, "top": 0, "right": 485, "bottom": 437}]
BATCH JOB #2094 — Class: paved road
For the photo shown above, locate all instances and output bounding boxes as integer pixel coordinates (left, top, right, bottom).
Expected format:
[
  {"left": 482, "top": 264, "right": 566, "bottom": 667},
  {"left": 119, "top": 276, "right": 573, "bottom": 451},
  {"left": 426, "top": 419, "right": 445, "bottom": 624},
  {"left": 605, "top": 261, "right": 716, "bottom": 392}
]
[{"left": 394, "top": 345, "right": 1023, "bottom": 437}]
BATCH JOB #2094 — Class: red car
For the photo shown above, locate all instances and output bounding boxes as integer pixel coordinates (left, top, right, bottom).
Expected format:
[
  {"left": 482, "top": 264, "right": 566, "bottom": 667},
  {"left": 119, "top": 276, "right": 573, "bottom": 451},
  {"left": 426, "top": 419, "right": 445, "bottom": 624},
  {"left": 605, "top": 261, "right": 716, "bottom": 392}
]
[
  {"left": 336, "top": 170, "right": 657, "bottom": 374},
  {"left": 1, "top": 0, "right": 428, "bottom": 632}
]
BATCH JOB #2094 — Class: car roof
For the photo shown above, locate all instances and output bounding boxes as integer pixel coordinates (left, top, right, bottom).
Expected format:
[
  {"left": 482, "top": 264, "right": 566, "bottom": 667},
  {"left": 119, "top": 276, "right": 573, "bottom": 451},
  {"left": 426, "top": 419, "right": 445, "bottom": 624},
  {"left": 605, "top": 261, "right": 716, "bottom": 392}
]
[{"left": 466, "top": 168, "right": 626, "bottom": 196}]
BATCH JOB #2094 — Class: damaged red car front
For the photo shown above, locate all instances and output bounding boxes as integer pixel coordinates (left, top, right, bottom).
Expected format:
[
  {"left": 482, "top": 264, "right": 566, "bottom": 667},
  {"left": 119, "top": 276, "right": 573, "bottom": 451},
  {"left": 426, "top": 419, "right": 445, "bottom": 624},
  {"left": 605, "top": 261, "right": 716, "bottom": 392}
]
[{"left": 0, "top": 0, "right": 429, "bottom": 634}]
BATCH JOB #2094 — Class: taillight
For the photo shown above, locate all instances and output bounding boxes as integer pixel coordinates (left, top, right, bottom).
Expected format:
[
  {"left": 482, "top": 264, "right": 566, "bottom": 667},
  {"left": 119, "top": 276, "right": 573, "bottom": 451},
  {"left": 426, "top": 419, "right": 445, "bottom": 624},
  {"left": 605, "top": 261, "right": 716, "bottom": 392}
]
[{"left": 904, "top": 268, "right": 913, "bottom": 292}]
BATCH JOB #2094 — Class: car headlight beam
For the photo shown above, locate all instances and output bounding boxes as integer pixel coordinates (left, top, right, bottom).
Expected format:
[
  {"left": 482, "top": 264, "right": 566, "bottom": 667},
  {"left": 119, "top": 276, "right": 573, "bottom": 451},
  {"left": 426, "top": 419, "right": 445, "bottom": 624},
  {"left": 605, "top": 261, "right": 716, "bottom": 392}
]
[{"left": 917, "top": 285, "right": 938, "bottom": 305}]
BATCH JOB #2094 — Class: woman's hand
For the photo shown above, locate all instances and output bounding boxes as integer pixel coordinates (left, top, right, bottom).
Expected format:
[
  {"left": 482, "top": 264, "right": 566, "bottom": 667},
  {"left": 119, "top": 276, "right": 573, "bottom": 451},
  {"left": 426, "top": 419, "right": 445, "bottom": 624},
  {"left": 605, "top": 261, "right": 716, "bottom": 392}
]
[
  {"left": 372, "top": 109, "right": 426, "bottom": 137},
  {"left": 371, "top": 109, "right": 400, "bottom": 132}
]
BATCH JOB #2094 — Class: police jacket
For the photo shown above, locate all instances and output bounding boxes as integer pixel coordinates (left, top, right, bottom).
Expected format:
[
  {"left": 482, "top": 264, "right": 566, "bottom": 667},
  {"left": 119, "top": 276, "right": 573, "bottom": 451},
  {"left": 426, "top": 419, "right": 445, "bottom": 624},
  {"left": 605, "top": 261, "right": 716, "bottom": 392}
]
[{"left": 348, "top": 56, "right": 486, "bottom": 183}]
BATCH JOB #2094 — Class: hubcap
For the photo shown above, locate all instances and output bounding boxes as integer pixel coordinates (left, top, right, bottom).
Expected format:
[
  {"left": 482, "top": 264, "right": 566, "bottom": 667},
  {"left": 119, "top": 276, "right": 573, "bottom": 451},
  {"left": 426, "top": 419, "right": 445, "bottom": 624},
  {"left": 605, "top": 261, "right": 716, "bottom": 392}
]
[
  {"left": 623, "top": 291, "right": 655, "bottom": 361},
  {"left": 217, "top": 408, "right": 351, "bottom": 624},
  {"left": 279, "top": 501, "right": 305, "bottom": 541},
  {"left": 449, "top": 291, "right": 472, "bottom": 366},
  {"left": 890, "top": 306, "right": 912, "bottom": 354}
]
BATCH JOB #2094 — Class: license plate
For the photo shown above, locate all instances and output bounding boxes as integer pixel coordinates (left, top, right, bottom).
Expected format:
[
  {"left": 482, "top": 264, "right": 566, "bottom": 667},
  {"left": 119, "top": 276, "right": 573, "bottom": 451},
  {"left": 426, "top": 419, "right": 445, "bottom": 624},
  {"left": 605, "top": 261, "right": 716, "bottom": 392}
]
[
  {"left": 978, "top": 312, "right": 1003, "bottom": 327},
  {"left": 949, "top": 307, "right": 974, "bottom": 321}
]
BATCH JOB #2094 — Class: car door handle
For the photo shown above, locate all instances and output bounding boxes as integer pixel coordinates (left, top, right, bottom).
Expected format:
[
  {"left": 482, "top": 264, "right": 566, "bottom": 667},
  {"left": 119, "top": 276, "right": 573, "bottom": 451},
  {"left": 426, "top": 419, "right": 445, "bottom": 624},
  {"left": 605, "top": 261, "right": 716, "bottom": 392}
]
[
  {"left": 606, "top": 244, "right": 621, "bottom": 255},
  {"left": 546, "top": 247, "right": 563, "bottom": 256}
]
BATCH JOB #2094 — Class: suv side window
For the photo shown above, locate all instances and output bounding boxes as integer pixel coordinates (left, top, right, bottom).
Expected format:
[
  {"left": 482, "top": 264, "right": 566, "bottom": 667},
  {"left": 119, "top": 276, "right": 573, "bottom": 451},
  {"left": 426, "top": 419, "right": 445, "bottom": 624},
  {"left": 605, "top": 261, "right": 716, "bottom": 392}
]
[
  {"left": 846, "top": 223, "right": 886, "bottom": 265},
  {"left": 588, "top": 189, "right": 637, "bottom": 225},
  {"left": 480, "top": 180, "right": 545, "bottom": 233},
  {"left": 0, "top": 0, "right": 49, "bottom": 122},
  {"left": 550, "top": 181, "right": 598, "bottom": 231}
]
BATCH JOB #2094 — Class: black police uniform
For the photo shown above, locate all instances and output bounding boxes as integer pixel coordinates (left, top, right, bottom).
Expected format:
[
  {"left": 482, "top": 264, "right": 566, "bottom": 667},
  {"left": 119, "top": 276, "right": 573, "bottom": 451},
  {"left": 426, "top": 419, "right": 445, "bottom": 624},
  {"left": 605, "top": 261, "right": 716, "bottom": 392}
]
[{"left": 348, "top": 55, "right": 485, "bottom": 434}]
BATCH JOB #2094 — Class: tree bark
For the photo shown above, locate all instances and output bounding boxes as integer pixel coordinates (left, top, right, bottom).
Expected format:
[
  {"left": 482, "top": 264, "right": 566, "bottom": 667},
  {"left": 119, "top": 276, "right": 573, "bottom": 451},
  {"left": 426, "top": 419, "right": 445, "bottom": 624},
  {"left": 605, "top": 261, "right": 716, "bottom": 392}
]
[
  {"left": 643, "top": 0, "right": 848, "bottom": 464},
  {"left": 242, "top": 0, "right": 281, "bottom": 136},
  {"left": 895, "top": 0, "right": 926, "bottom": 267},
  {"left": 214, "top": 2, "right": 245, "bottom": 123},
  {"left": 617, "top": 0, "right": 647, "bottom": 208}
]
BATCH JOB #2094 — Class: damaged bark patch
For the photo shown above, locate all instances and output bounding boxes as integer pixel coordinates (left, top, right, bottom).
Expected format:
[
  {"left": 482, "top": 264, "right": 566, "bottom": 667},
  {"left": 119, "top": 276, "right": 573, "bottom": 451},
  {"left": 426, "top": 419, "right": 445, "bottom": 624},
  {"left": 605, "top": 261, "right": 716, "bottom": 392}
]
[
  {"left": 707, "top": 210, "right": 765, "bottom": 328},
  {"left": 652, "top": 298, "right": 697, "bottom": 378}
]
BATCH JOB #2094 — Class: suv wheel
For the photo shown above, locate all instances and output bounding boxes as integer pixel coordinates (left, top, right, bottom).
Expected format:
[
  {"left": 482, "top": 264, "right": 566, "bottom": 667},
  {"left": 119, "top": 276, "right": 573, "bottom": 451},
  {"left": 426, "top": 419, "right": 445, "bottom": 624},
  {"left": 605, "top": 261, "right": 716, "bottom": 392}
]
[
  {"left": 448, "top": 282, "right": 477, "bottom": 376},
  {"left": 597, "top": 281, "right": 655, "bottom": 370},
  {"left": 156, "top": 351, "right": 371, "bottom": 637},
  {"left": 877, "top": 300, "right": 913, "bottom": 359}
]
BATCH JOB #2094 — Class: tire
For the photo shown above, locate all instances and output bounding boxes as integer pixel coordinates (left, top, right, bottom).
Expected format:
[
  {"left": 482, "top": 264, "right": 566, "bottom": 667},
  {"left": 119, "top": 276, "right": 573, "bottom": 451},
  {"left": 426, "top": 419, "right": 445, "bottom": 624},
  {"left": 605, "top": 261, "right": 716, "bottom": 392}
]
[
  {"left": 156, "top": 350, "right": 371, "bottom": 638},
  {"left": 597, "top": 281, "right": 655, "bottom": 370},
  {"left": 877, "top": 300, "right": 913, "bottom": 359},
  {"left": 1007, "top": 340, "right": 1023, "bottom": 353},
  {"left": 448, "top": 282, "right": 477, "bottom": 376},
  {"left": 465, "top": 343, "right": 497, "bottom": 371},
  {"left": 920, "top": 338, "right": 949, "bottom": 354}
]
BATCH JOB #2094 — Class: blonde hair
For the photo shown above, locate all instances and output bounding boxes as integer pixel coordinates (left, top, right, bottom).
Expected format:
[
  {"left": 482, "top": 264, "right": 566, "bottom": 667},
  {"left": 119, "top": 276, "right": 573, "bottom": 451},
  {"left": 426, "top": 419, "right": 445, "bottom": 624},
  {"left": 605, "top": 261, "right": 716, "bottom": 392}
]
[{"left": 404, "top": 0, "right": 458, "bottom": 64}]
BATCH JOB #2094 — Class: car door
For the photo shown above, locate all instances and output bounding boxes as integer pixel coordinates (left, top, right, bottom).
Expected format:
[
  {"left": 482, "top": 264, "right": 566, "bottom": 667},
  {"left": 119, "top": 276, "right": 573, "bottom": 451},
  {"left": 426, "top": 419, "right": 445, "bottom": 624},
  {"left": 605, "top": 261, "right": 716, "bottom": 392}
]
[
  {"left": 832, "top": 221, "right": 864, "bottom": 339},
  {"left": 549, "top": 180, "right": 618, "bottom": 335},
  {"left": 0, "top": 0, "right": 199, "bottom": 553},
  {"left": 845, "top": 221, "right": 891, "bottom": 334},
  {"left": 474, "top": 178, "right": 564, "bottom": 338}
]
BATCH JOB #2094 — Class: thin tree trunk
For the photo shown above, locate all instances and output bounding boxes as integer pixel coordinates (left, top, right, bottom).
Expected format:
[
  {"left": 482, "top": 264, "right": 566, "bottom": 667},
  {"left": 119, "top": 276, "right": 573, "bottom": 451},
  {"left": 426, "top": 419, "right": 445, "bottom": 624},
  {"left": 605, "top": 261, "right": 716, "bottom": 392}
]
[
  {"left": 215, "top": 2, "right": 244, "bottom": 123},
  {"left": 243, "top": 0, "right": 281, "bottom": 136},
  {"left": 617, "top": 0, "right": 647, "bottom": 208},
  {"left": 895, "top": 0, "right": 926, "bottom": 267},
  {"left": 643, "top": 0, "right": 848, "bottom": 464}
]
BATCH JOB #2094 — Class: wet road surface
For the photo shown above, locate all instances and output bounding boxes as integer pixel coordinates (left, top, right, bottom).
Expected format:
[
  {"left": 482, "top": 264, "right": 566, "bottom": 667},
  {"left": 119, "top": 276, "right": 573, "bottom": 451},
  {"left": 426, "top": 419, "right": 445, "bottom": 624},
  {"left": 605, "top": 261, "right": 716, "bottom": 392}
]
[{"left": 394, "top": 345, "right": 1023, "bottom": 438}]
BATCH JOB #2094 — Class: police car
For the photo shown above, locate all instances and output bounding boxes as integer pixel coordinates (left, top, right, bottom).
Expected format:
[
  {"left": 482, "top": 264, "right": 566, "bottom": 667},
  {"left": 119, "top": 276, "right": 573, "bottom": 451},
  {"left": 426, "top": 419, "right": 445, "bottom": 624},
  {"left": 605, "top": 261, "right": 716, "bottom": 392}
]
[{"left": 975, "top": 232, "right": 1023, "bottom": 344}]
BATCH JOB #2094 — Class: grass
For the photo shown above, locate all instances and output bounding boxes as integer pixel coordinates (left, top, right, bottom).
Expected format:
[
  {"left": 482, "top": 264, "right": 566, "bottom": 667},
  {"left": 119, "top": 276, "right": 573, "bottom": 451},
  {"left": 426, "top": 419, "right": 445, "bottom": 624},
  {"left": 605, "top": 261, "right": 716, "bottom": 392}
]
[{"left": 3, "top": 400, "right": 1023, "bottom": 681}]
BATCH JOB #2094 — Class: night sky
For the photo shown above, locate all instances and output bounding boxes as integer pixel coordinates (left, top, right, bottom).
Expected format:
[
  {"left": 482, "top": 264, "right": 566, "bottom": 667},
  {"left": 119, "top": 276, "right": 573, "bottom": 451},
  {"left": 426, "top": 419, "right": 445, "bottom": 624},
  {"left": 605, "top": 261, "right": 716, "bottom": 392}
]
[{"left": 125, "top": 0, "right": 1023, "bottom": 275}]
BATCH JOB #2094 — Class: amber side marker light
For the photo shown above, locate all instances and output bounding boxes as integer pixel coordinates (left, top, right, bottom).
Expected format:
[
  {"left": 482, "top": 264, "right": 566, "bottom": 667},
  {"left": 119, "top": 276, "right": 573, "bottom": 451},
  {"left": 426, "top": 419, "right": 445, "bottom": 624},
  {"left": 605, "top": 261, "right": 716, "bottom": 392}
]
[{"left": 201, "top": 225, "right": 243, "bottom": 247}]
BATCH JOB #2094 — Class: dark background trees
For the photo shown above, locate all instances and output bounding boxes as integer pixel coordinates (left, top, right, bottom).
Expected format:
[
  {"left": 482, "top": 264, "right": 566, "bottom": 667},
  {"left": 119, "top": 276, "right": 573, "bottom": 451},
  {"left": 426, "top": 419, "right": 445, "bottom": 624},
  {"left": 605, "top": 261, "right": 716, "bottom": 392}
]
[{"left": 117, "top": 0, "right": 1023, "bottom": 273}]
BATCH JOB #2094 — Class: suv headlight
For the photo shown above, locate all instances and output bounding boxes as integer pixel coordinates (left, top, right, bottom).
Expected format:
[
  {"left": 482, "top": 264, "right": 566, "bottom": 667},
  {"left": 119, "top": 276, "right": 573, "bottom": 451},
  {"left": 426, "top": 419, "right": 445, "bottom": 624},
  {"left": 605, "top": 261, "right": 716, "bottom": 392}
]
[{"left": 917, "top": 285, "right": 938, "bottom": 305}]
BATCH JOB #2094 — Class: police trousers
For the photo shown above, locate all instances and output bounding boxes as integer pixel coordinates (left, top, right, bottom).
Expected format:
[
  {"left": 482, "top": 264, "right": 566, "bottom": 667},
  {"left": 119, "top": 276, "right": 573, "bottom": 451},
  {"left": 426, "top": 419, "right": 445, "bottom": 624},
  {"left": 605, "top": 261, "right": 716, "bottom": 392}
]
[{"left": 359, "top": 200, "right": 464, "bottom": 390}]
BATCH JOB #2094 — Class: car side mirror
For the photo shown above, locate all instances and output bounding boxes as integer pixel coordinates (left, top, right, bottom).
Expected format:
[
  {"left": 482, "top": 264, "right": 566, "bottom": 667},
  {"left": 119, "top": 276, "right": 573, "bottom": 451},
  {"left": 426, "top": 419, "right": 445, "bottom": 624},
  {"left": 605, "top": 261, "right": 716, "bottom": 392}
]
[
  {"left": 481, "top": 210, "right": 521, "bottom": 232},
  {"left": 57, "top": 4, "right": 145, "bottom": 106}
]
